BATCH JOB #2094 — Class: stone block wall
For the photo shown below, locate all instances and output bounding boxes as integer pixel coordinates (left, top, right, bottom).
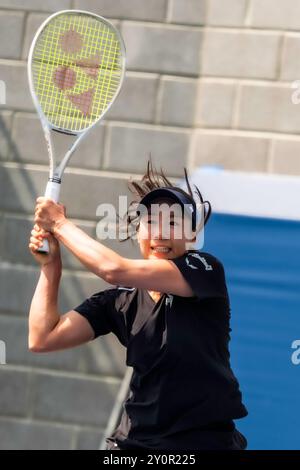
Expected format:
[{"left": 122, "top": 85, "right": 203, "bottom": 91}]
[{"left": 0, "top": 0, "right": 299, "bottom": 449}]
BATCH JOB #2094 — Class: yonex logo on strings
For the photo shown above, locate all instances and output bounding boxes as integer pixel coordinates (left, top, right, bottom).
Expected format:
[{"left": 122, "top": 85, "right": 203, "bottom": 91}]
[
  {"left": 53, "top": 29, "right": 100, "bottom": 116},
  {"left": 0, "top": 80, "right": 6, "bottom": 105},
  {"left": 0, "top": 340, "right": 6, "bottom": 365},
  {"left": 53, "top": 29, "right": 112, "bottom": 116}
]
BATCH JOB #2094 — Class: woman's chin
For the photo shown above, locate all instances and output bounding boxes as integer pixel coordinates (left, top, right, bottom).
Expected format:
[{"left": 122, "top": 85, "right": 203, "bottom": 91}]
[{"left": 148, "top": 251, "right": 175, "bottom": 260}]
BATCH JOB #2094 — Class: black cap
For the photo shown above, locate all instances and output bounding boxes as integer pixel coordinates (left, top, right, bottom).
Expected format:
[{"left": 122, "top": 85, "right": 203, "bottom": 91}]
[{"left": 138, "top": 187, "right": 197, "bottom": 231}]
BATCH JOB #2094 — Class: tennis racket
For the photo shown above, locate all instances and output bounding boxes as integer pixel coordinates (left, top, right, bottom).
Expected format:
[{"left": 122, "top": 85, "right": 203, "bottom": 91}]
[{"left": 28, "top": 9, "right": 126, "bottom": 253}]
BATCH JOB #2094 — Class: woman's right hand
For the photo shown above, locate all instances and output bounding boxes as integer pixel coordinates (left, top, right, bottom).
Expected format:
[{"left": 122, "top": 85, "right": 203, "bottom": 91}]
[{"left": 29, "top": 224, "right": 61, "bottom": 266}]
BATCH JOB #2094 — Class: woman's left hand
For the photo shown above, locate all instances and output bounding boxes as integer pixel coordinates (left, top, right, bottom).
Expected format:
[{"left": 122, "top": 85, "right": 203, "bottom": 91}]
[{"left": 34, "top": 197, "right": 67, "bottom": 233}]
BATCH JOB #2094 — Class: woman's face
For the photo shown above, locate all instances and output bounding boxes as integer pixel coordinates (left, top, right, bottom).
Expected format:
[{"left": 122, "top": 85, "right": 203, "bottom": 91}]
[{"left": 137, "top": 199, "right": 196, "bottom": 260}]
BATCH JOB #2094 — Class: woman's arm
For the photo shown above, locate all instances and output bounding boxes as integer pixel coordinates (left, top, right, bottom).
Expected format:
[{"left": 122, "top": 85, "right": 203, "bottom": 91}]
[
  {"left": 53, "top": 221, "right": 193, "bottom": 297},
  {"left": 28, "top": 229, "right": 95, "bottom": 352},
  {"left": 29, "top": 262, "right": 61, "bottom": 350},
  {"left": 34, "top": 198, "right": 193, "bottom": 297},
  {"left": 34, "top": 198, "right": 123, "bottom": 281},
  {"left": 53, "top": 219, "right": 123, "bottom": 281},
  {"left": 29, "top": 262, "right": 95, "bottom": 352}
]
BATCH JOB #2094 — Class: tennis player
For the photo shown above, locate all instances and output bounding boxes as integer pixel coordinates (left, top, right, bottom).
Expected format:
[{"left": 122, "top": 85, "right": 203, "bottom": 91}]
[{"left": 29, "top": 162, "right": 248, "bottom": 450}]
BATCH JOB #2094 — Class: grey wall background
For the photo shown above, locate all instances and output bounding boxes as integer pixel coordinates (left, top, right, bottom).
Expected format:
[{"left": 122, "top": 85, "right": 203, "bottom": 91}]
[{"left": 0, "top": 0, "right": 300, "bottom": 449}]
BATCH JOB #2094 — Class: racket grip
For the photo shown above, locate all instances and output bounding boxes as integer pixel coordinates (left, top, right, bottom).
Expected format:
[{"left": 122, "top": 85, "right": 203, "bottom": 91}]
[
  {"left": 37, "top": 180, "right": 61, "bottom": 254},
  {"left": 38, "top": 238, "right": 50, "bottom": 254},
  {"left": 44, "top": 180, "right": 61, "bottom": 202}
]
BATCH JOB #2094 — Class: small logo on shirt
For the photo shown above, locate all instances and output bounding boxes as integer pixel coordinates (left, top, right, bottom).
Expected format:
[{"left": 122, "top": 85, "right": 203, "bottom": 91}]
[
  {"left": 165, "top": 295, "right": 173, "bottom": 308},
  {"left": 117, "top": 286, "right": 135, "bottom": 291},
  {"left": 186, "top": 253, "right": 213, "bottom": 271}
]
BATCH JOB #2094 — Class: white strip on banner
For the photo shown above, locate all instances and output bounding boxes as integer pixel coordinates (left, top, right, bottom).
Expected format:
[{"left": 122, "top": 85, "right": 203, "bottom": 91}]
[{"left": 188, "top": 167, "right": 300, "bottom": 221}]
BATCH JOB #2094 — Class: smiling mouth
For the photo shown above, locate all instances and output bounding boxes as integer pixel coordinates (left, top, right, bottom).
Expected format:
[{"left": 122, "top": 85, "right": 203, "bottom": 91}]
[{"left": 151, "top": 246, "right": 171, "bottom": 253}]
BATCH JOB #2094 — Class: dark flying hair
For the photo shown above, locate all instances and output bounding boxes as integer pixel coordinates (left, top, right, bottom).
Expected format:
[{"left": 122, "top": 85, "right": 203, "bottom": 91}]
[{"left": 119, "top": 159, "right": 211, "bottom": 242}]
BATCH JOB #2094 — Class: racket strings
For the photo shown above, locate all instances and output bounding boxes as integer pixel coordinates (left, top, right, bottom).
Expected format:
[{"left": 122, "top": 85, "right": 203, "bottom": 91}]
[{"left": 31, "top": 13, "right": 123, "bottom": 131}]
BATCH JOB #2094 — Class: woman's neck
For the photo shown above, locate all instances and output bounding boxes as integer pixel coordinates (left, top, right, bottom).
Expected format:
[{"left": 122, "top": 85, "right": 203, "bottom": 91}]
[{"left": 148, "top": 290, "right": 162, "bottom": 303}]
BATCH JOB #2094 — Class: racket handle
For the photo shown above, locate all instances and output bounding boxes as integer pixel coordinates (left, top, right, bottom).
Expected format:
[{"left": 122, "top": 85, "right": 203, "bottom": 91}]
[
  {"left": 37, "top": 238, "right": 50, "bottom": 254},
  {"left": 44, "top": 180, "right": 61, "bottom": 202},
  {"left": 37, "top": 180, "right": 61, "bottom": 254}
]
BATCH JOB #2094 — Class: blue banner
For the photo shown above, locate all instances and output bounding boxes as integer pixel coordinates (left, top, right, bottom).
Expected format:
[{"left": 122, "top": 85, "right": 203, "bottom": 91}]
[{"left": 204, "top": 213, "right": 300, "bottom": 450}]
